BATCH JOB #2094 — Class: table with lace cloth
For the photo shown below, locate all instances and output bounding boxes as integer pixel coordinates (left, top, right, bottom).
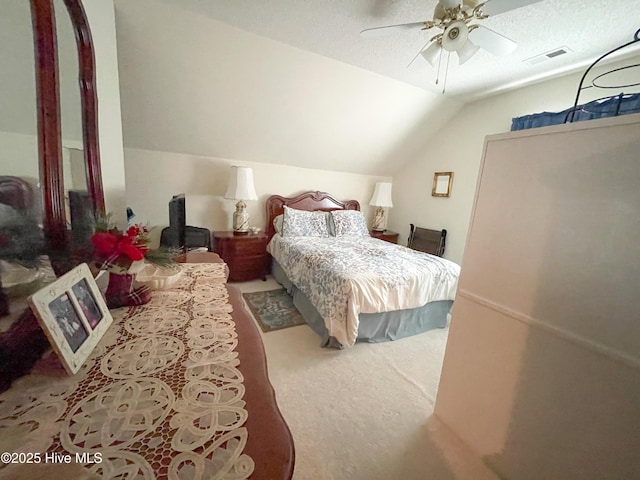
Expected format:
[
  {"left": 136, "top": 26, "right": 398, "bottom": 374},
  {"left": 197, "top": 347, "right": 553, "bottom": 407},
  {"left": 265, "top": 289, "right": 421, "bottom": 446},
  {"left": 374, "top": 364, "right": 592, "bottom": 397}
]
[{"left": 0, "top": 261, "right": 294, "bottom": 480}]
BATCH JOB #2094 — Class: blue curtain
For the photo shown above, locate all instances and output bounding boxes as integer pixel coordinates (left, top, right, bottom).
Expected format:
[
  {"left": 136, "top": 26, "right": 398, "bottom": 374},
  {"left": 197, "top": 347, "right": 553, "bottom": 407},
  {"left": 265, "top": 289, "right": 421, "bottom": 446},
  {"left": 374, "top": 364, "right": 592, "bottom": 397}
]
[{"left": 511, "top": 93, "right": 640, "bottom": 131}]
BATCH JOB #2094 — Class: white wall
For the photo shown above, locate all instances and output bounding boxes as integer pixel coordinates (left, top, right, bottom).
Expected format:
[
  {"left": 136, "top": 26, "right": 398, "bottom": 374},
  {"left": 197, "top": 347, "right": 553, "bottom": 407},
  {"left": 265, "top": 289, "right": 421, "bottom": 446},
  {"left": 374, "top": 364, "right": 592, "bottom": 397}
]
[
  {"left": 0, "top": 132, "right": 39, "bottom": 180},
  {"left": 389, "top": 53, "right": 640, "bottom": 263},
  {"left": 82, "top": 0, "right": 127, "bottom": 225},
  {"left": 124, "top": 147, "right": 389, "bottom": 242}
]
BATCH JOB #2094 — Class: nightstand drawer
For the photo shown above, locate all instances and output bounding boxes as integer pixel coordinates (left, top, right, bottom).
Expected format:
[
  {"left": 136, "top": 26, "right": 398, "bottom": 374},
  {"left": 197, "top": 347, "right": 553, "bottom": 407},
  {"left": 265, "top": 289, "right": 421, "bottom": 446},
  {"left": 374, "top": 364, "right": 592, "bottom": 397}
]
[
  {"left": 220, "top": 239, "right": 266, "bottom": 255},
  {"left": 212, "top": 231, "right": 270, "bottom": 282},
  {"left": 228, "top": 254, "right": 269, "bottom": 270},
  {"left": 226, "top": 255, "right": 270, "bottom": 282}
]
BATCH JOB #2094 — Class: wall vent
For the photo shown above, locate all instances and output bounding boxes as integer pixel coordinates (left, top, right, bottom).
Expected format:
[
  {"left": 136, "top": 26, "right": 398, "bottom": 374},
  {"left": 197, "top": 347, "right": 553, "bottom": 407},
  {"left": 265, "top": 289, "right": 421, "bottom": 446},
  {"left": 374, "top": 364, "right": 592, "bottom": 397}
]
[{"left": 524, "top": 46, "right": 572, "bottom": 65}]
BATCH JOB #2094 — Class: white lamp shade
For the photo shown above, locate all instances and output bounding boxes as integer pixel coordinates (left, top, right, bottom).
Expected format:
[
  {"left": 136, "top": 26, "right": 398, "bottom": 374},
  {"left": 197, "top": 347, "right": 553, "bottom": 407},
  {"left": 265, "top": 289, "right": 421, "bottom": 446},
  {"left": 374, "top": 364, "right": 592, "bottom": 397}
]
[
  {"left": 421, "top": 41, "right": 442, "bottom": 67},
  {"left": 225, "top": 166, "right": 258, "bottom": 201},
  {"left": 457, "top": 39, "right": 480, "bottom": 65},
  {"left": 442, "top": 20, "right": 469, "bottom": 52},
  {"left": 369, "top": 182, "right": 394, "bottom": 208}
]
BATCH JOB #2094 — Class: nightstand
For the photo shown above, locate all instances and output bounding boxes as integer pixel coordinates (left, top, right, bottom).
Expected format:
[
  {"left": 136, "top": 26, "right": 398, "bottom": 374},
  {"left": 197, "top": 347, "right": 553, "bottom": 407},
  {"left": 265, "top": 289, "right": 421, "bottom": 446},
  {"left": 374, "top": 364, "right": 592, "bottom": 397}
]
[
  {"left": 212, "top": 232, "right": 270, "bottom": 282},
  {"left": 370, "top": 229, "right": 399, "bottom": 244}
]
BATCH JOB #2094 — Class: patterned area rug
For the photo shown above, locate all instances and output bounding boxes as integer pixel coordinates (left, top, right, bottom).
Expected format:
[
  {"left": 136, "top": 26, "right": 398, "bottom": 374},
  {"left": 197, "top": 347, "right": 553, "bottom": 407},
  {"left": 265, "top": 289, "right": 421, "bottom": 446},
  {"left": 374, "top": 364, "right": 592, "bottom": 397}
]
[{"left": 242, "top": 289, "right": 306, "bottom": 332}]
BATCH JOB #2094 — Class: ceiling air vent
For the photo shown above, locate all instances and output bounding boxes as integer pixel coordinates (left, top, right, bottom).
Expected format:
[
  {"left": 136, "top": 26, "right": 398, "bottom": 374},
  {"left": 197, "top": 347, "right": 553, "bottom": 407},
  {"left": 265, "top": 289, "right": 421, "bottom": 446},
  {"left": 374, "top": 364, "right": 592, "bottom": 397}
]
[{"left": 524, "top": 46, "right": 572, "bottom": 65}]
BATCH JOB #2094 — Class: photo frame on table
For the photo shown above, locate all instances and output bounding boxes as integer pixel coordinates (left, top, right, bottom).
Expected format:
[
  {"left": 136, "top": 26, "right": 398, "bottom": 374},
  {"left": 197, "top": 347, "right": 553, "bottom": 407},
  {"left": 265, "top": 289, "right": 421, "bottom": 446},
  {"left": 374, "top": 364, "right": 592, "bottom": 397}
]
[
  {"left": 432, "top": 171, "right": 454, "bottom": 197},
  {"left": 28, "top": 263, "right": 113, "bottom": 374}
]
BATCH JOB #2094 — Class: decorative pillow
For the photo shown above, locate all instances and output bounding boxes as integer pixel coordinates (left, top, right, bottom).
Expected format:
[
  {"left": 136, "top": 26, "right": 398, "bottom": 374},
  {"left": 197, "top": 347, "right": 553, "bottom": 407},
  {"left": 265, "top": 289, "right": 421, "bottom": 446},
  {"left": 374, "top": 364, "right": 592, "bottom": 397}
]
[
  {"left": 282, "top": 206, "right": 330, "bottom": 237},
  {"left": 273, "top": 214, "right": 284, "bottom": 235},
  {"left": 330, "top": 210, "right": 370, "bottom": 237}
]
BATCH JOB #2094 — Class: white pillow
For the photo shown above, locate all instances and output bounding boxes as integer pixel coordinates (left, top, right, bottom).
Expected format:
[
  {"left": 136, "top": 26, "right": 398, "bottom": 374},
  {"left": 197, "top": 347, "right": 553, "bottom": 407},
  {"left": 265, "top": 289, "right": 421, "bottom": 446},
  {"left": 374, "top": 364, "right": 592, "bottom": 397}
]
[
  {"left": 330, "top": 210, "right": 370, "bottom": 237},
  {"left": 273, "top": 214, "right": 284, "bottom": 234},
  {"left": 282, "top": 206, "right": 330, "bottom": 237}
]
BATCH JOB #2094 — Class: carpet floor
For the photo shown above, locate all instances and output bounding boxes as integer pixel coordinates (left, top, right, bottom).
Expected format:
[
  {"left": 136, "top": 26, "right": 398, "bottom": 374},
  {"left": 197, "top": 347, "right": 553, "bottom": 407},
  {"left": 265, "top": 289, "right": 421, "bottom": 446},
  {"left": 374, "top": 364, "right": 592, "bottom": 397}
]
[{"left": 237, "top": 277, "right": 499, "bottom": 480}]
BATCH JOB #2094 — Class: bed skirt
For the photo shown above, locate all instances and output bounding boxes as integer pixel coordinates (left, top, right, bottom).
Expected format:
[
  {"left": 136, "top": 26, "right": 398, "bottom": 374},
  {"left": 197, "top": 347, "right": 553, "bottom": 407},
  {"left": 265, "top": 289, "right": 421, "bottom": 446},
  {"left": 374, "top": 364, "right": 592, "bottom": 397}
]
[{"left": 271, "top": 260, "right": 451, "bottom": 348}]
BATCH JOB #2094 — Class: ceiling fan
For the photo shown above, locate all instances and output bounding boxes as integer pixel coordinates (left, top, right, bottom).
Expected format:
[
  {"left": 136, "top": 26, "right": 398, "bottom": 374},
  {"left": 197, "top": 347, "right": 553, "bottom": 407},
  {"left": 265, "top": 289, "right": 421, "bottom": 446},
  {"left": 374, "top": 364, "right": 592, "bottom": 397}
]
[{"left": 361, "top": 0, "right": 544, "bottom": 91}]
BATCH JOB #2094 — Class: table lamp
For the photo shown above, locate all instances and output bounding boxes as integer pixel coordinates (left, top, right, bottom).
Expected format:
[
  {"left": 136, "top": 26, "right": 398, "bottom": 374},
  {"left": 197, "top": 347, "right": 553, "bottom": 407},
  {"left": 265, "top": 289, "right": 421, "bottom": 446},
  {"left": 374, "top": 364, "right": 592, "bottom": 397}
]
[
  {"left": 369, "top": 182, "right": 393, "bottom": 232},
  {"left": 224, "top": 166, "right": 258, "bottom": 235}
]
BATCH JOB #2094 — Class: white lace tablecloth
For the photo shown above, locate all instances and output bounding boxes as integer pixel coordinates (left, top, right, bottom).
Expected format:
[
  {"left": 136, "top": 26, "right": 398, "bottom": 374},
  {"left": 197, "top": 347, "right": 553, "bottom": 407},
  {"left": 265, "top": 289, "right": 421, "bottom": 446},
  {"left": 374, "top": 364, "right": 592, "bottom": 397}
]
[{"left": 0, "top": 263, "right": 255, "bottom": 480}]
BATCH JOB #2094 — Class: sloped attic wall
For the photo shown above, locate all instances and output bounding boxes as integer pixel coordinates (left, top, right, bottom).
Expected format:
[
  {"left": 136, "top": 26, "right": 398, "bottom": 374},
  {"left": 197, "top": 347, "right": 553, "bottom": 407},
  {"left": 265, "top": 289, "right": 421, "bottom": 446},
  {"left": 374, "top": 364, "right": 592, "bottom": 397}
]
[{"left": 114, "top": 0, "right": 462, "bottom": 177}]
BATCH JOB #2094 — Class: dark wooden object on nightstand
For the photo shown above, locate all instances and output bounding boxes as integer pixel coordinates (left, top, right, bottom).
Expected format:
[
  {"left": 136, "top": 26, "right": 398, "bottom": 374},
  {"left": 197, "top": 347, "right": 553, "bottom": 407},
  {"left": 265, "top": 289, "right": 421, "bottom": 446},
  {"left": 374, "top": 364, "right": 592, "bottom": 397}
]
[
  {"left": 212, "top": 231, "right": 270, "bottom": 282},
  {"left": 370, "top": 229, "right": 399, "bottom": 244}
]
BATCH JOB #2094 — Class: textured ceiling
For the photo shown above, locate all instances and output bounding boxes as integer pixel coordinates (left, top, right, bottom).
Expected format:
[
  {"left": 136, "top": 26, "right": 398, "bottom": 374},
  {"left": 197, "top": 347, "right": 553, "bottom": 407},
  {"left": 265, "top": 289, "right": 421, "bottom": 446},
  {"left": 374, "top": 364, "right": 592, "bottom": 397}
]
[{"left": 161, "top": 0, "right": 640, "bottom": 99}]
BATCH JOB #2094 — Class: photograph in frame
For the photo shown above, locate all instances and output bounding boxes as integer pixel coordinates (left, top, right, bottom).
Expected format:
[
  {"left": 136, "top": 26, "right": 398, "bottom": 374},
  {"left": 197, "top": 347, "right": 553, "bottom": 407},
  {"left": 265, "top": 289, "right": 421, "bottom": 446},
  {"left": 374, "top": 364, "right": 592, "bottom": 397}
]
[
  {"left": 48, "top": 292, "right": 89, "bottom": 353},
  {"left": 72, "top": 278, "right": 104, "bottom": 329},
  {"left": 29, "top": 263, "right": 113, "bottom": 374}
]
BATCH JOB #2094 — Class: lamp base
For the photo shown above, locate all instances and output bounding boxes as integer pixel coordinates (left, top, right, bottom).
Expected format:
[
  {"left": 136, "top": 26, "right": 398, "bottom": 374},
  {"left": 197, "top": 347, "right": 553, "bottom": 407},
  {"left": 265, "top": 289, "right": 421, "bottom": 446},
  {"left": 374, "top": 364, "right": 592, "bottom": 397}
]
[
  {"left": 232, "top": 200, "right": 250, "bottom": 233},
  {"left": 372, "top": 207, "right": 386, "bottom": 232}
]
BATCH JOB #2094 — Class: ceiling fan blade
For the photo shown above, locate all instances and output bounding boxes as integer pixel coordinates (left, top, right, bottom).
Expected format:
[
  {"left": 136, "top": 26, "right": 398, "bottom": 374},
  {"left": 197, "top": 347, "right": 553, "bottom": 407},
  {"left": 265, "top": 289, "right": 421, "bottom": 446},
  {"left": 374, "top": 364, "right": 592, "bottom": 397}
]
[
  {"left": 439, "top": 0, "right": 462, "bottom": 8},
  {"left": 480, "top": 0, "right": 544, "bottom": 16},
  {"left": 360, "top": 22, "right": 427, "bottom": 38},
  {"left": 469, "top": 25, "right": 517, "bottom": 56}
]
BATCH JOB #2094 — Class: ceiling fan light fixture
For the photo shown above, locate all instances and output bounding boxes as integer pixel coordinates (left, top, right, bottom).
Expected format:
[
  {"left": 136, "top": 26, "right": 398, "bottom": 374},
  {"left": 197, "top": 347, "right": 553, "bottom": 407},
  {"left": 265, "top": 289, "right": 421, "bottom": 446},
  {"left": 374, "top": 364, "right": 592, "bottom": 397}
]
[
  {"left": 442, "top": 20, "right": 469, "bottom": 52},
  {"left": 457, "top": 39, "right": 480, "bottom": 64},
  {"left": 421, "top": 41, "right": 442, "bottom": 67}
]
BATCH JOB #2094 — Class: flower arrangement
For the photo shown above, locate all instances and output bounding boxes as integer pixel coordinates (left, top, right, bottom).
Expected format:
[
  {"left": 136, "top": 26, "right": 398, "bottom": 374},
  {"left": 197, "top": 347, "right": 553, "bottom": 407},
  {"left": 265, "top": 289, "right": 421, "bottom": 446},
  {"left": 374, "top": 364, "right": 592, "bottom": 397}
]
[{"left": 91, "top": 215, "right": 178, "bottom": 273}]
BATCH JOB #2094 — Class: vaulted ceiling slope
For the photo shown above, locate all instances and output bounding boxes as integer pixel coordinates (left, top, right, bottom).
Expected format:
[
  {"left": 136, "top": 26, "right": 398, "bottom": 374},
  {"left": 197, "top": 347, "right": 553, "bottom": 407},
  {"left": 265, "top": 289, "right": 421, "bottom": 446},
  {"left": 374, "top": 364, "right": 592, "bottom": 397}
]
[
  {"left": 114, "top": 0, "right": 640, "bottom": 176},
  {"left": 114, "top": 0, "right": 466, "bottom": 176},
  {"left": 156, "top": 0, "right": 640, "bottom": 98}
]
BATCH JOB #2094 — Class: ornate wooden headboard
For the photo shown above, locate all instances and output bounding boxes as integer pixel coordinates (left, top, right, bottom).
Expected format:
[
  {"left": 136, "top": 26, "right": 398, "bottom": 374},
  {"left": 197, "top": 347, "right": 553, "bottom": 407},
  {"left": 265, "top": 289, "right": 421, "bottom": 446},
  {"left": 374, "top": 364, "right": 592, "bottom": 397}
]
[{"left": 265, "top": 191, "right": 360, "bottom": 240}]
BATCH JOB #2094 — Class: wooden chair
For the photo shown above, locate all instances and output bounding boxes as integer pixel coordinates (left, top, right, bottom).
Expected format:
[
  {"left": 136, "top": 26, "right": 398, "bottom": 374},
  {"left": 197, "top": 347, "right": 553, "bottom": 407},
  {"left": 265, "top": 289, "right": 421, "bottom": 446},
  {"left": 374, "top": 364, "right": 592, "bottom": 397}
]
[{"left": 407, "top": 224, "right": 446, "bottom": 257}]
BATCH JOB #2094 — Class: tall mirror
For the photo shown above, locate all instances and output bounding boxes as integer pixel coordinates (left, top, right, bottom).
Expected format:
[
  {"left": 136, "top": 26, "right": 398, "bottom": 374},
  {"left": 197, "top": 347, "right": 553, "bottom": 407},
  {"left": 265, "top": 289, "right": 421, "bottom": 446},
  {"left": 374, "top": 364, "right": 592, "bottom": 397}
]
[
  {"left": 1, "top": 0, "right": 104, "bottom": 290},
  {"left": 32, "top": 1, "right": 104, "bottom": 244},
  {"left": 56, "top": 0, "right": 93, "bottom": 243},
  {"left": 58, "top": 0, "right": 105, "bottom": 222},
  {"left": 55, "top": 0, "right": 87, "bottom": 192},
  {"left": 33, "top": 0, "right": 105, "bottom": 253}
]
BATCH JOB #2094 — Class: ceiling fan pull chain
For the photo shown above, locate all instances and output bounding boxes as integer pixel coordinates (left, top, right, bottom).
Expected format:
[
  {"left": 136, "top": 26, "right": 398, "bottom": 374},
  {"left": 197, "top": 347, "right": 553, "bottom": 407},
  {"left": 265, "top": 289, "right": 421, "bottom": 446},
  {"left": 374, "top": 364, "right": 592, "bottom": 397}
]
[
  {"left": 442, "top": 52, "right": 451, "bottom": 94},
  {"left": 435, "top": 47, "right": 444, "bottom": 86}
]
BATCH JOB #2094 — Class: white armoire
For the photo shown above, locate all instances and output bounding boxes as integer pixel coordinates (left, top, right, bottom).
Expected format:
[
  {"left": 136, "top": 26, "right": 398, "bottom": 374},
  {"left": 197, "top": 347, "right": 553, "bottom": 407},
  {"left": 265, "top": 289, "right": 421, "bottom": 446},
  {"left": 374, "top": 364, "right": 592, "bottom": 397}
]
[{"left": 434, "top": 113, "right": 640, "bottom": 480}]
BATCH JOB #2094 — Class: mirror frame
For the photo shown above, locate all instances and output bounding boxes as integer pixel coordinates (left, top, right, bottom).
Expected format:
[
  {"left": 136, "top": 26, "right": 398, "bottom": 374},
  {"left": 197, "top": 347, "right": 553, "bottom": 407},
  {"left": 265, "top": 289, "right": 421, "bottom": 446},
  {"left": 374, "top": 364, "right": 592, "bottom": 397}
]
[{"left": 30, "top": 0, "right": 105, "bottom": 253}]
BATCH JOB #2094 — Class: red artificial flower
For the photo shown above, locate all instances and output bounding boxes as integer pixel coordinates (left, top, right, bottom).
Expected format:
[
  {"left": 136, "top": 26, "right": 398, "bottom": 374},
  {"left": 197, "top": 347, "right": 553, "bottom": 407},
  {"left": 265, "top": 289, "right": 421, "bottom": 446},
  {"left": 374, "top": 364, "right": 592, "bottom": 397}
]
[
  {"left": 91, "top": 232, "right": 119, "bottom": 256},
  {"left": 91, "top": 229, "right": 148, "bottom": 265},
  {"left": 119, "top": 239, "right": 145, "bottom": 261}
]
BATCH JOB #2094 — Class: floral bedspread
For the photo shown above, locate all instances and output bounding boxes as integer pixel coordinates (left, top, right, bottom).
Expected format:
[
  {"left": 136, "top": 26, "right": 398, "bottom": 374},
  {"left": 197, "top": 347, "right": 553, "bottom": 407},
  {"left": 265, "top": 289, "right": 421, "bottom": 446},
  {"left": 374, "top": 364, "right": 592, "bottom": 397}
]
[{"left": 267, "top": 235, "right": 460, "bottom": 347}]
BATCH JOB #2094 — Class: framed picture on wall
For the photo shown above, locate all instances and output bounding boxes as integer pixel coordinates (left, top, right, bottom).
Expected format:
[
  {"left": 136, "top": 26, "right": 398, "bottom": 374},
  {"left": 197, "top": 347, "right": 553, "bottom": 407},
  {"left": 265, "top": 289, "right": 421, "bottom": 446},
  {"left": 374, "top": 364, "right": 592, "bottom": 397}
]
[
  {"left": 28, "top": 263, "right": 113, "bottom": 374},
  {"left": 432, "top": 172, "right": 454, "bottom": 197}
]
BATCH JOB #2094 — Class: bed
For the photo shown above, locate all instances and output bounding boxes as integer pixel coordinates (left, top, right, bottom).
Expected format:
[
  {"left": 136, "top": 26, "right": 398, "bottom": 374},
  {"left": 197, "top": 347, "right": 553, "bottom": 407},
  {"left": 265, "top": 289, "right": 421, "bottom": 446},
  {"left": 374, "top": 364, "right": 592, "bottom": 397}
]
[{"left": 264, "top": 191, "right": 460, "bottom": 348}]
